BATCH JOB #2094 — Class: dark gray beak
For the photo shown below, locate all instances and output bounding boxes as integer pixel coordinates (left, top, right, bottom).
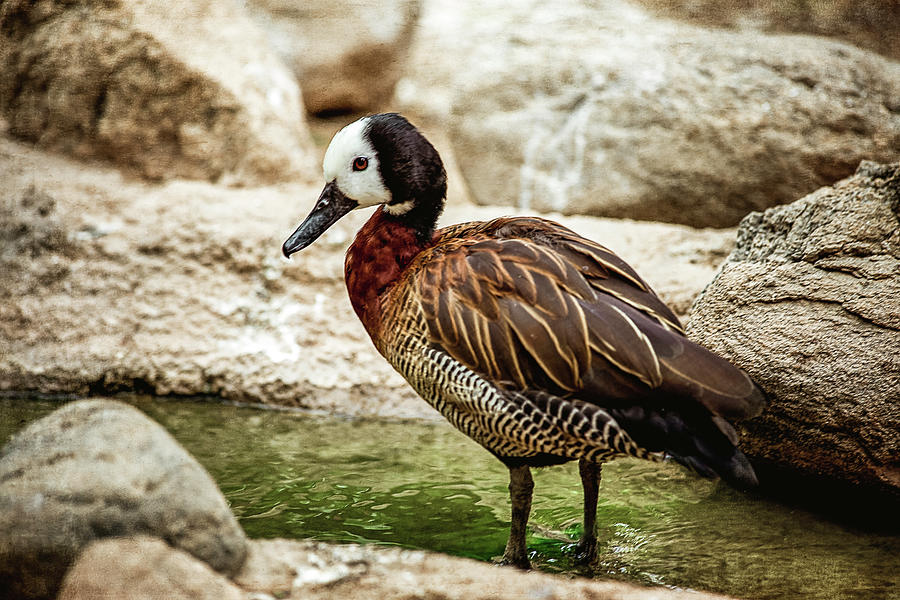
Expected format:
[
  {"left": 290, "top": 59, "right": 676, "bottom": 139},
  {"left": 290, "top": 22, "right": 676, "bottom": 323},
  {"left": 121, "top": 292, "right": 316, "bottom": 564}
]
[{"left": 282, "top": 181, "right": 357, "bottom": 258}]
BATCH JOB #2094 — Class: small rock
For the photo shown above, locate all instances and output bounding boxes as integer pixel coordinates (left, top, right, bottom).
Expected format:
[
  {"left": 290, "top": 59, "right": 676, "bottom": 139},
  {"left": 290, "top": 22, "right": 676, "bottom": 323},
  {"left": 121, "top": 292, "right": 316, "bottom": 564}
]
[
  {"left": 0, "top": 186, "right": 71, "bottom": 260},
  {"left": 0, "top": 0, "right": 314, "bottom": 184},
  {"left": 57, "top": 536, "right": 244, "bottom": 600},
  {"left": 687, "top": 161, "right": 900, "bottom": 496},
  {"left": 0, "top": 399, "right": 248, "bottom": 599},
  {"left": 245, "top": 0, "right": 420, "bottom": 115}
]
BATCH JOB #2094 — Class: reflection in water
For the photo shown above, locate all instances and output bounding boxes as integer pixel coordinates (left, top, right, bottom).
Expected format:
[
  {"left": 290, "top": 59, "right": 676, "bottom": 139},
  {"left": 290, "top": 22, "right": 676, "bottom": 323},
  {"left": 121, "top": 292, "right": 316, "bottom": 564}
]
[{"left": 2, "top": 396, "right": 899, "bottom": 600}]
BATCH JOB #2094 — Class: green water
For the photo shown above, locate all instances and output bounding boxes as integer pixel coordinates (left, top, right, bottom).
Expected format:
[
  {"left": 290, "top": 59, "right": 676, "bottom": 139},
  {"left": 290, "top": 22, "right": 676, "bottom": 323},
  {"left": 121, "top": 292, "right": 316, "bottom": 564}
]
[{"left": 2, "top": 396, "right": 899, "bottom": 599}]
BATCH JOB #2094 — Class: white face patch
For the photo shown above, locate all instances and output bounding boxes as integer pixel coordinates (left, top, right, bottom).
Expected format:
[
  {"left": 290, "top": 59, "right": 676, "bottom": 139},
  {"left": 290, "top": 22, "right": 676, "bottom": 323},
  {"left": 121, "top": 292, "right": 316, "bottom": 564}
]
[{"left": 322, "top": 117, "right": 391, "bottom": 208}]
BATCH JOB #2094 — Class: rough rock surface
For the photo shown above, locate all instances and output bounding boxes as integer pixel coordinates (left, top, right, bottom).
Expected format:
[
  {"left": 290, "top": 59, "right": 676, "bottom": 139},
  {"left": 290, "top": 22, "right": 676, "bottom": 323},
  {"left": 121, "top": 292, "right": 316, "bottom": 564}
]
[
  {"left": 57, "top": 536, "right": 736, "bottom": 600},
  {"left": 233, "top": 539, "right": 738, "bottom": 600},
  {"left": 687, "top": 161, "right": 900, "bottom": 496},
  {"left": 58, "top": 537, "right": 244, "bottom": 600},
  {"left": 398, "top": 0, "right": 900, "bottom": 227},
  {"left": 0, "top": 132, "right": 733, "bottom": 416},
  {"left": 0, "top": 399, "right": 248, "bottom": 599},
  {"left": 245, "top": 0, "right": 420, "bottom": 115},
  {"left": 634, "top": 0, "right": 900, "bottom": 62},
  {"left": 0, "top": 0, "right": 314, "bottom": 184}
]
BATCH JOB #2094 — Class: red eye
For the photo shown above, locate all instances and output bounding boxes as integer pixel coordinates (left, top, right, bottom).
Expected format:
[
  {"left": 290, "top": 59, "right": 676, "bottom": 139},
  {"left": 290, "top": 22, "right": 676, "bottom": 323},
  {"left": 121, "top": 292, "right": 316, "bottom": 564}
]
[{"left": 352, "top": 156, "right": 368, "bottom": 171}]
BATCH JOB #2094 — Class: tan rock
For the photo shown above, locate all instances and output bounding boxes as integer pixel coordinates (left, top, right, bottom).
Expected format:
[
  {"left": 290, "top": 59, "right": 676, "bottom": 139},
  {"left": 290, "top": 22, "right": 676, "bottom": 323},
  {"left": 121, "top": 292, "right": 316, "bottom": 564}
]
[
  {"left": 634, "top": 0, "right": 900, "bottom": 62},
  {"left": 245, "top": 0, "right": 420, "bottom": 114},
  {"left": 235, "top": 538, "right": 737, "bottom": 600},
  {"left": 398, "top": 0, "right": 900, "bottom": 227},
  {"left": 58, "top": 537, "right": 739, "bottom": 600},
  {"left": 0, "top": 133, "right": 732, "bottom": 414},
  {"left": 0, "top": 400, "right": 248, "bottom": 599},
  {"left": 58, "top": 537, "right": 244, "bottom": 600},
  {"left": 0, "top": 0, "right": 314, "bottom": 184},
  {"left": 687, "top": 161, "right": 900, "bottom": 496}
]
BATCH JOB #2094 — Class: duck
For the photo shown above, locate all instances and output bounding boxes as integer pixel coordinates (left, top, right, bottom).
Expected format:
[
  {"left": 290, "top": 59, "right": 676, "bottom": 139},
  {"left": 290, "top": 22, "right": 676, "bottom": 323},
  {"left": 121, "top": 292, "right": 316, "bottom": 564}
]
[{"left": 282, "top": 113, "right": 765, "bottom": 569}]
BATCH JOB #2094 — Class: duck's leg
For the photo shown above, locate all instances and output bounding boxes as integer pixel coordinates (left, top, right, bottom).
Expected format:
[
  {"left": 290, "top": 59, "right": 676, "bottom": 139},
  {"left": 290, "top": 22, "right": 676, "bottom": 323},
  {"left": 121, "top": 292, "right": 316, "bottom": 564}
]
[
  {"left": 575, "top": 458, "right": 602, "bottom": 563},
  {"left": 500, "top": 464, "right": 534, "bottom": 569}
]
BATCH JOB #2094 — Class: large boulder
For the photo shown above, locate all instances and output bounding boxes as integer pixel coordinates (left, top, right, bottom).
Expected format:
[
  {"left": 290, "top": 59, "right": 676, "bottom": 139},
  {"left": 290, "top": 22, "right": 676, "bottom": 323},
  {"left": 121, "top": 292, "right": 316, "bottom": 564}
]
[
  {"left": 633, "top": 0, "right": 900, "bottom": 62},
  {"left": 687, "top": 161, "right": 900, "bottom": 497},
  {"left": 0, "top": 399, "right": 248, "bottom": 599},
  {"left": 0, "top": 131, "right": 733, "bottom": 415},
  {"left": 0, "top": 0, "right": 314, "bottom": 184},
  {"left": 245, "top": 0, "right": 420, "bottom": 115},
  {"left": 398, "top": 0, "right": 900, "bottom": 227}
]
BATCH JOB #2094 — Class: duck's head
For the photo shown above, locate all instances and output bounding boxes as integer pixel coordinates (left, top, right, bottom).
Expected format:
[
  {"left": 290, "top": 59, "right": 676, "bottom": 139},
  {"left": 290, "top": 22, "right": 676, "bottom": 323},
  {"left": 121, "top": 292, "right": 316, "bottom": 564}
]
[{"left": 282, "top": 113, "right": 447, "bottom": 258}]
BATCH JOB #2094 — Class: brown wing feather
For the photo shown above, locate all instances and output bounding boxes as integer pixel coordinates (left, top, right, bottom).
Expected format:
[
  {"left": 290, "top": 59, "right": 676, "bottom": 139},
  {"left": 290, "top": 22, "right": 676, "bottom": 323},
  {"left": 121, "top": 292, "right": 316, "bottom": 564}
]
[
  {"left": 503, "top": 217, "right": 685, "bottom": 334},
  {"left": 416, "top": 217, "right": 763, "bottom": 421}
]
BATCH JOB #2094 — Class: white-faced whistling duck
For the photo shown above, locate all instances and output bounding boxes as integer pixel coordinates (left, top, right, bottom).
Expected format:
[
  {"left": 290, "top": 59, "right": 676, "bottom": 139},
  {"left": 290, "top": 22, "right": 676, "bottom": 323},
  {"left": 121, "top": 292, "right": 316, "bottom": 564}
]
[{"left": 282, "top": 113, "right": 765, "bottom": 569}]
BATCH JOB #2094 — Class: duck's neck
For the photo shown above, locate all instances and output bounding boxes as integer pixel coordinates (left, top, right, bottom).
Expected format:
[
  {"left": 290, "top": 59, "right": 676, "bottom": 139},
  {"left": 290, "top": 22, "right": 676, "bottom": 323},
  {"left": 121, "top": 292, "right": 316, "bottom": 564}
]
[{"left": 345, "top": 206, "right": 434, "bottom": 338}]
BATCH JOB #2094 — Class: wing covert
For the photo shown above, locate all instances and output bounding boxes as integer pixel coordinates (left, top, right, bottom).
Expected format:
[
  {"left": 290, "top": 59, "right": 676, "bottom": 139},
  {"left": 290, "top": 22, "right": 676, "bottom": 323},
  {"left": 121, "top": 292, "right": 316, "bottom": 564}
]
[{"left": 414, "top": 217, "right": 763, "bottom": 421}]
